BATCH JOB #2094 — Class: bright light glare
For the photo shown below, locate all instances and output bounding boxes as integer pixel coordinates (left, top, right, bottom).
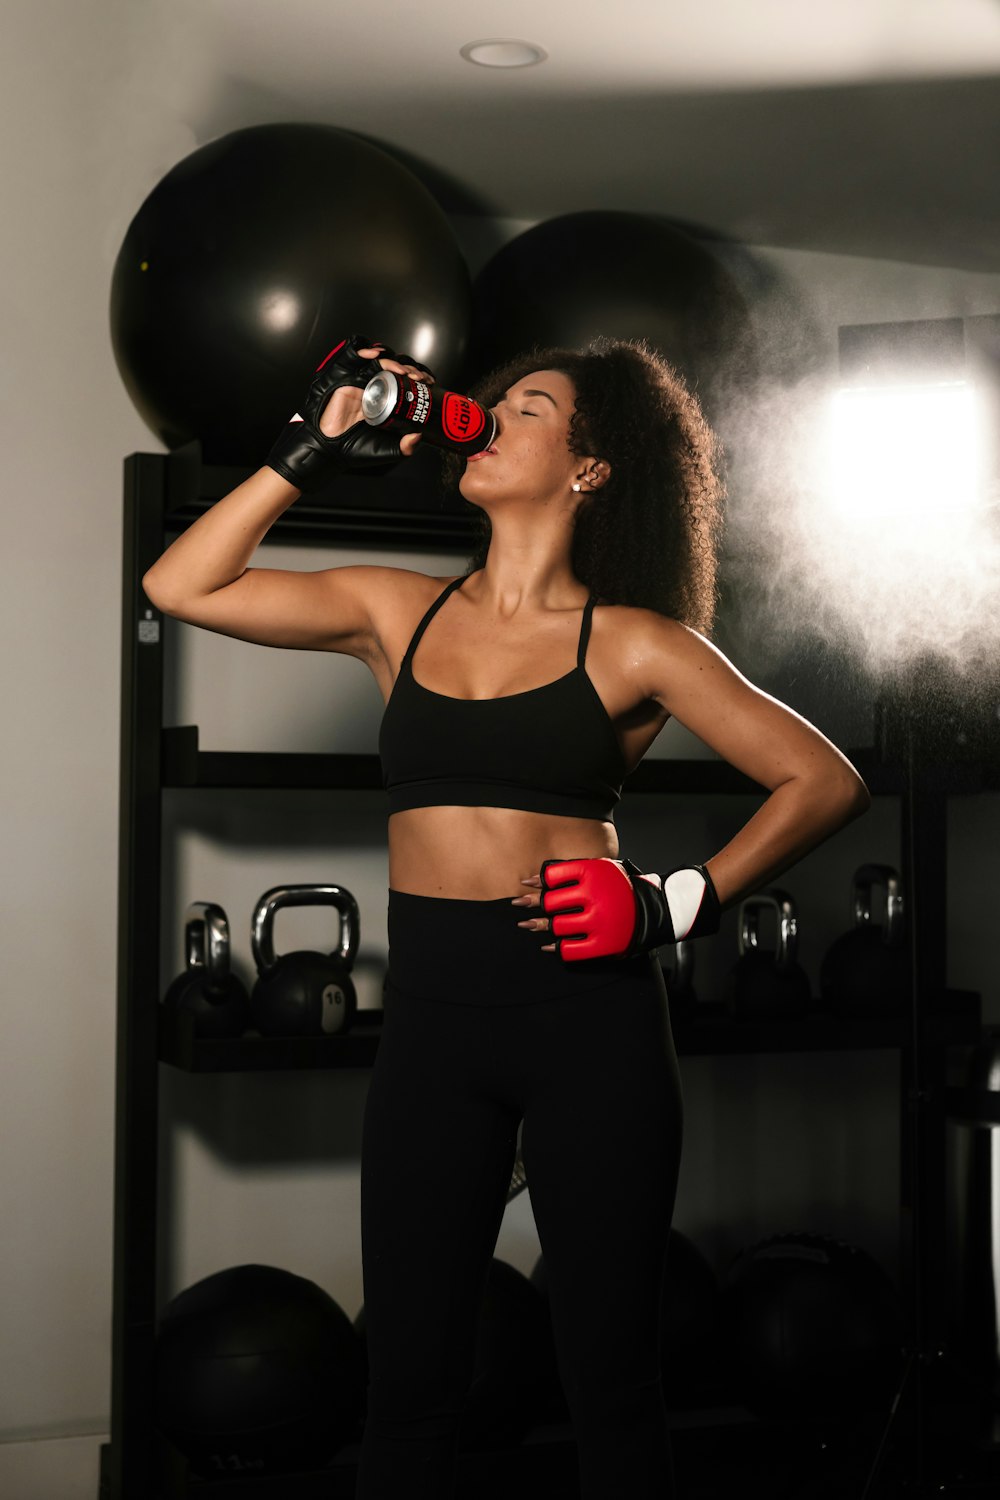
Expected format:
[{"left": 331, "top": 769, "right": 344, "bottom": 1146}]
[
  {"left": 408, "top": 321, "right": 436, "bottom": 364},
  {"left": 259, "top": 289, "right": 301, "bottom": 334},
  {"left": 724, "top": 376, "right": 1000, "bottom": 679},
  {"left": 827, "top": 382, "right": 983, "bottom": 529},
  {"left": 786, "top": 377, "right": 1000, "bottom": 671}
]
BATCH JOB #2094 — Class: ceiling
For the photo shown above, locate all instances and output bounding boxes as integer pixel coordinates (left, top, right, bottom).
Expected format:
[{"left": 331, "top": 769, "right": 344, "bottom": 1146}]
[{"left": 187, "top": 1, "right": 1000, "bottom": 271}]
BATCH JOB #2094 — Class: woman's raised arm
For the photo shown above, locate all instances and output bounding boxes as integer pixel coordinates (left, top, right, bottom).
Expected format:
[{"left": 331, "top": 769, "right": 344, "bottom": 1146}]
[
  {"left": 142, "top": 337, "right": 427, "bottom": 655},
  {"left": 142, "top": 467, "right": 405, "bottom": 654}
]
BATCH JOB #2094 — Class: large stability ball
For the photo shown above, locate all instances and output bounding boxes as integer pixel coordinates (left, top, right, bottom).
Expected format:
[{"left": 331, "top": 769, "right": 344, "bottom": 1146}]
[
  {"left": 467, "top": 211, "right": 754, "bottom": 409},
  {"left": 111, "top": 124, "right": 471, "bottom": 462},
  {"left": 154, "top": 1264, "right": 365, "bottom": 1478},
  {"left": 720, "top": 1234, "right": 904, "bottom": 1422}
]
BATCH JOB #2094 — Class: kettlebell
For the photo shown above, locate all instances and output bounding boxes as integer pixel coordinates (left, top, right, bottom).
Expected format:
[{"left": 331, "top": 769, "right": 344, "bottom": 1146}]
[
  {"left": 728, "top": 889, "right": 811, "bottom": 1021},
  {"left": 250, "top": 885, "right": 360, "bottom": 1037},
  {"left": 161, "top": 902, "right": 252, "bottom": 1039},
  {"left": 819, "top": 864, "right": 909, "bottom": 1018},
  {"left": 661, "top": 940, "right": 697, "bottom": 1023}
]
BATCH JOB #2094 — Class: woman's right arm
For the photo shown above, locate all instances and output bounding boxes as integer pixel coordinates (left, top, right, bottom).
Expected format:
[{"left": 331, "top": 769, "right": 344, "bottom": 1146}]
[{"left": 142, "top": 466, "right": 386, "bottom": 655}]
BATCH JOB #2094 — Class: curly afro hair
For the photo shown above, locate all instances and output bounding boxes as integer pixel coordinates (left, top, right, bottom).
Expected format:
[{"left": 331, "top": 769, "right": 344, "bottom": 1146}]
[{"left": 441, "top": 337, "right": 726, "bottom": 636}]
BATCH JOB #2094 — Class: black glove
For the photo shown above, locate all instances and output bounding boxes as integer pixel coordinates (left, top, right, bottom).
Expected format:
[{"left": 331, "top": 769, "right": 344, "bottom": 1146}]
[{"left": 266, "top": 335, "right": 431, "bottom": 490}]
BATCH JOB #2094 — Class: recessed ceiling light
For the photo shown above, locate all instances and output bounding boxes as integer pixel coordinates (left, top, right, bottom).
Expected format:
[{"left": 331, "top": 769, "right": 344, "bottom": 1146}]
[{"left": 460, "top": 38, "right": 547, "bottom": 69}]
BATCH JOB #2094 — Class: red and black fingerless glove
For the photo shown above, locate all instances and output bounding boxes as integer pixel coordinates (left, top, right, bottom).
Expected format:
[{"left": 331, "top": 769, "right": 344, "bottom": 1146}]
[
  {"left": 539, "top": 856, "right": 721, "bottom": 962},
  {"left": 266, "top": 334, "right": 432, "bottom": 490}
]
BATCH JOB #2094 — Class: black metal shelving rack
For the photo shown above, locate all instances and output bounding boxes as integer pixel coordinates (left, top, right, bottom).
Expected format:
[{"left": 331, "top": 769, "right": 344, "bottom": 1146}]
[{"left": 101, "top": 449, "right": 994, "bottom": 1499}]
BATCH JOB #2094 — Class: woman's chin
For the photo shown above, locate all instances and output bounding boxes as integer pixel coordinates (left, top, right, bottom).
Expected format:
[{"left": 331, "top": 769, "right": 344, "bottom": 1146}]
[{"left": 458, "top": 473, "right": 495, "bottom": 510}]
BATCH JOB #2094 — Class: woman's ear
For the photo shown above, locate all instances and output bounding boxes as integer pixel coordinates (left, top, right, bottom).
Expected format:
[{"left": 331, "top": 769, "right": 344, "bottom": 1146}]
[{"left": 571, "top": 459, "right": 612, "bottom": 494}]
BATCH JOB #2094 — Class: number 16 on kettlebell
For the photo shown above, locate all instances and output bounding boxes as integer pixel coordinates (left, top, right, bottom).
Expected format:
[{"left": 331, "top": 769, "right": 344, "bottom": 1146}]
[{"left": 250, "top": 885, "right": 360, "bottom": 1037}]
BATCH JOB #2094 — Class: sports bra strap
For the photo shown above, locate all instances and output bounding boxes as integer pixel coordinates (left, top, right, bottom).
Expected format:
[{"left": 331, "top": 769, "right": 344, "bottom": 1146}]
[
  {"left": 577, "top": 596, "right": 597, "bottom": 670},
  {"left": 401, "top": 574, "right": 467, "bottom": 667},
  {"left": 405, "top": 577, "right": 597, "bottom": 673}
]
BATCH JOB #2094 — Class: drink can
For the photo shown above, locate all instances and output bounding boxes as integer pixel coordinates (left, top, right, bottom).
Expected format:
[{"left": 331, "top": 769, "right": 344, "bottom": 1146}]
[{"left": 361, "top": 372, "right": 497, "bottom": 456}]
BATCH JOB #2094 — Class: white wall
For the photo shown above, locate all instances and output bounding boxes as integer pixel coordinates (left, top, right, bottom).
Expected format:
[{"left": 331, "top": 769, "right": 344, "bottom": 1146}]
[
  {"left": 2, "top": 5, "right": 1000, "bottom": 1496},
  {"left": 0, "top": 0, "right": 185, "bottom": 1476}
]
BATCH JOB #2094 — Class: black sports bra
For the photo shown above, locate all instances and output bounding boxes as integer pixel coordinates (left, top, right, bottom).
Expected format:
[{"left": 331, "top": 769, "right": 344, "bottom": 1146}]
[{"left": 378, "top": 573, "right": 627, "bottom": 821}]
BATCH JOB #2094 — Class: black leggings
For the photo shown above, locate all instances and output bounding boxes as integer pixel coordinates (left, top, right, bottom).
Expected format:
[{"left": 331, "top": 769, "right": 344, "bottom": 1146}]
[{"left": 356, "top": 891, "right": 684, "bottom": 1499}]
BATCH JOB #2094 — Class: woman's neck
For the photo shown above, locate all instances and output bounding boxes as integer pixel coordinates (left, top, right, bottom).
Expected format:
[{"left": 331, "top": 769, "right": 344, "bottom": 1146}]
[{"left": 467, "top": 510, "right": 587, "bottom": 617}]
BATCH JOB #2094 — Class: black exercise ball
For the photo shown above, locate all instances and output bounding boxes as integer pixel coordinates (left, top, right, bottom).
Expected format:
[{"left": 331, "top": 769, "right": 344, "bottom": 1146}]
[
  {"left": 154, "top": 1264, "right": 365, "bottom": 1478},
  {"left": 111, "top": 124, "right": 471, "bottom": 462},
  {"left": 467, "top": 211, "right": 755, "bottom": 413},
  {"left": 720, "top": 1234, "right": 905, "bottom": 1422}
]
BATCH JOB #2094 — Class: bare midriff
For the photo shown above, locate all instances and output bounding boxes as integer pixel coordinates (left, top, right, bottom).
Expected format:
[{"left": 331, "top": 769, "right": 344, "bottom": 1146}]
[{"left": 387, "top": 805, "right": 620, "bottom": 899}]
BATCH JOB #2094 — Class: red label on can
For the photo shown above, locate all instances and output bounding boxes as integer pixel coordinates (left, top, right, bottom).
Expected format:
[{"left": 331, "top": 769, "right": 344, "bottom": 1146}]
[{"left": 442, "top": 392, "right": 485, "bottom": 444}]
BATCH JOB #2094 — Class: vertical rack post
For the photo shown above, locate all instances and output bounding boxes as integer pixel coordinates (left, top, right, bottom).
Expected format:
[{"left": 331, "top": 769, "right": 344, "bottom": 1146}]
[
  {"left": 898, "top": 717, "right": 950, "bottom": 1495},
  {"left": 108, "top": 455, "right": 167, "bottom": 1498}
]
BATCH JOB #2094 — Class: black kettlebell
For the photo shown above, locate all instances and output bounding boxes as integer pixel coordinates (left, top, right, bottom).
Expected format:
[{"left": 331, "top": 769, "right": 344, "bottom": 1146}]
[
  {"left": 250, "top": 885, "right": 360, "bottom": 1037},
  {"left": 819, "top": 864, "right": 909, "bottom": 1018},
  {"left": 728, "top": 889, "right": 811, "bottom": 1021},
  {"left": 661, "top": 939, "right": 697, "bottom": 1023},
  {"left": 161, "top": 902, "right": 252, "bottom": 1039}
]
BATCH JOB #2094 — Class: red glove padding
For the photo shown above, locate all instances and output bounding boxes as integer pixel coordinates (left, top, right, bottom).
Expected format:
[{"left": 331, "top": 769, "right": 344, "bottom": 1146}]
[{"left": 539, "top": 856, "right": 720, "bottom": 963}]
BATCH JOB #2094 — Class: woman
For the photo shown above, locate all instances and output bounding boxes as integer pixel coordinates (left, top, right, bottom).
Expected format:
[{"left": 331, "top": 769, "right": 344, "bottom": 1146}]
[{"left": 143, "top": 334, "right": 870, "bottom": 1499}]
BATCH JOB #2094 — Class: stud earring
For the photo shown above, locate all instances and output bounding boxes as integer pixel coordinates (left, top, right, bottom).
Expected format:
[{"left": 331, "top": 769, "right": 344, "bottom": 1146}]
[{"left": 572, "top": 482, "right": 582, "bottom": 492}]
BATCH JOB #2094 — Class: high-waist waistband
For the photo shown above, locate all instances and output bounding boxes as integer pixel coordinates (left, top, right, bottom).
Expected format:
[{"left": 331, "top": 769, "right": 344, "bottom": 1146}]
[{"left": 386, "top": 888, "right": 655, "bottom": 1006}]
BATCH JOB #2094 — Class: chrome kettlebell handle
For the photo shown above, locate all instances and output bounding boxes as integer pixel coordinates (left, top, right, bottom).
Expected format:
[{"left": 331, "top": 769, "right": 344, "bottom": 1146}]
[
  {"left": 738, "top": 889, "right": 799, "bottom": 969},
  {"left": 851, "top": 864, "right": 904, "bottom": 947},
  {"left": 250, "top": 884, "right": 360, "bottom": 976},
  {"left": 183, "top": 901, "right": 232, "bottom": 983}
]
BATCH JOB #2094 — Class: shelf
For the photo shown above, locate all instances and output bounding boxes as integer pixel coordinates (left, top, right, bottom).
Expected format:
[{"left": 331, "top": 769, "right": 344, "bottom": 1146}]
[
  {"left": 163, "top": 448, "right": 481, "bottom": 553},
  {"left": 161, "top": 726, "right": 917, "bottom": 796},
  {"left": 162, "top": 727, "right": 383, "bottom": 791},
  {"left": 673, "top": 991, "right": 981, "bottom": 1056},
  {"left": 158, "top": 1008, "right": 384, "bottom": 1072},
  {"left": 157, "top": 990, "right": 981, "bottom": 1074},
  {"left": 168, "top": 498, "right": 480, "bottom": 552}
]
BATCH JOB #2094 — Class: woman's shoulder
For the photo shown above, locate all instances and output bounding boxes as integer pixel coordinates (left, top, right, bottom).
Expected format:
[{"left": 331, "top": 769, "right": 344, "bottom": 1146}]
[
  {"left": 590, "top": 599, "right": 719, "bottom": 687},
  {"left": 592, "top": 598, "right": 701, "bottom": 645},
  {"left": 360, "top": 565, "right": 462, "bottom": 609},
  {"left": 359, "top": 565, "right": 464, "bottom": 651}
]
